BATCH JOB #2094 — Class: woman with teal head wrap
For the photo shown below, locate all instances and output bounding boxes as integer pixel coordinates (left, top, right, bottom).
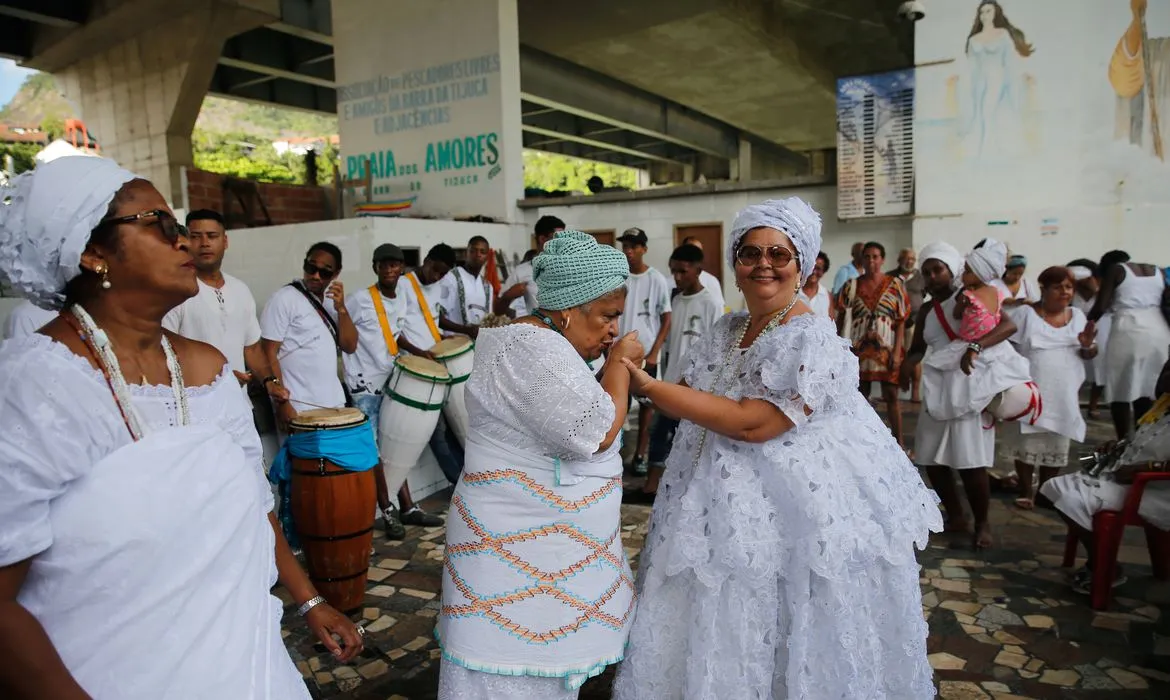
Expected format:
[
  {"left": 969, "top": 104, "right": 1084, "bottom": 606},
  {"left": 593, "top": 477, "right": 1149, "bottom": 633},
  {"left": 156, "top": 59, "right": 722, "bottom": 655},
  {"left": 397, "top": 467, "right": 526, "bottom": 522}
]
[{"left": 436, "top": 230, "right": 644, "bottom": 699}]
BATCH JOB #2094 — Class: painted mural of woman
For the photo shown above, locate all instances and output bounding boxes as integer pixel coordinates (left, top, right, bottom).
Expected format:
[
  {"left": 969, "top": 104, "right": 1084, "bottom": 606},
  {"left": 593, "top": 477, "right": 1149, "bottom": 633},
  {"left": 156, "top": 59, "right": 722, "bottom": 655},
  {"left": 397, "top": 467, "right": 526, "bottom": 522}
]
[
  {"left": 1110, "top": 0, "right": 1170, "bottom": 161},
  {"left": 947, "top": 0, "right": 1037, "bottom": 160}
]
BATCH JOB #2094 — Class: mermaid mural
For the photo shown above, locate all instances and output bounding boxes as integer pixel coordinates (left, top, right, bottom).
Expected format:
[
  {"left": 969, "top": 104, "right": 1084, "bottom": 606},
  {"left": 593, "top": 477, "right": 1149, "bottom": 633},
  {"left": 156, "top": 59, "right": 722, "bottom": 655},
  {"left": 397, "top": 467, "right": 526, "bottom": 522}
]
[{"left": 947, "top": 0, "right": 1038, "bottom": 161}]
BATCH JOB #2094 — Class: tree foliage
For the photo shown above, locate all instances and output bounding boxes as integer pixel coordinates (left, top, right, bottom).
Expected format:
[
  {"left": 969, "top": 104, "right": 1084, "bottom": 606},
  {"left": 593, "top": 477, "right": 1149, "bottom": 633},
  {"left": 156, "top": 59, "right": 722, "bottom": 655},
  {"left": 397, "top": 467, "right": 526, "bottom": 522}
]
[
  {"left": 522, "top": 151, "right": 639, "bottom": 193},
  {"left": 192, "top": 129, "right": 338, "bottom": 185},
  {"left": 0, "top": 143, "right": 39, "bottom": 174}
]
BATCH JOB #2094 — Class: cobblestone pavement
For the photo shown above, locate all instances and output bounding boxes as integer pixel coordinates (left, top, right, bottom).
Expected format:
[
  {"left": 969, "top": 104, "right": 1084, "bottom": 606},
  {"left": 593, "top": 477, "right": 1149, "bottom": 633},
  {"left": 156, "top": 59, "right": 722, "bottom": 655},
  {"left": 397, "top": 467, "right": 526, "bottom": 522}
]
[{"left": 280, "top": 406, "right": 1170, "bottom": 699}]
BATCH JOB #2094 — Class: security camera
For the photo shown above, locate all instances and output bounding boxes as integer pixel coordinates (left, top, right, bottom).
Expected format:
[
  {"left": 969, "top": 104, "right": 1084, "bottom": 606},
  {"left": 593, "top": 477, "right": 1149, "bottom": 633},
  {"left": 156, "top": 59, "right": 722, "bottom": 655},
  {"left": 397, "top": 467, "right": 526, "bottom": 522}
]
[{"left": 898, "top": 1, "right": 925, "bottom": 22}]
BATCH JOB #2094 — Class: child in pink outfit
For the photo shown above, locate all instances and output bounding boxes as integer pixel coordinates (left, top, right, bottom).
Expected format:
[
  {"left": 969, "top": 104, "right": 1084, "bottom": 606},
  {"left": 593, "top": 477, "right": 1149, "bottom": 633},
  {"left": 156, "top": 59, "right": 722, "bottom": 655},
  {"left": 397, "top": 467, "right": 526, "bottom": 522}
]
[{"left": 922, "top": 240, "right": 1036, "bottom": 423}]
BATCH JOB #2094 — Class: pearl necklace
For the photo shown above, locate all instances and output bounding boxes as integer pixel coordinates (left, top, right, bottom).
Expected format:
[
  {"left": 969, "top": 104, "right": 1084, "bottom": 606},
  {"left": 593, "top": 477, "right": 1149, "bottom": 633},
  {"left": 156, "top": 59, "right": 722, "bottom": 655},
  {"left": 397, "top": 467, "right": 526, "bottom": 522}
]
[
  {"left": 71, "top": 305, "right": 190, "bottom": 440},
  {"left": 689, "top": 294, "right": 800, "bottom": 470}
]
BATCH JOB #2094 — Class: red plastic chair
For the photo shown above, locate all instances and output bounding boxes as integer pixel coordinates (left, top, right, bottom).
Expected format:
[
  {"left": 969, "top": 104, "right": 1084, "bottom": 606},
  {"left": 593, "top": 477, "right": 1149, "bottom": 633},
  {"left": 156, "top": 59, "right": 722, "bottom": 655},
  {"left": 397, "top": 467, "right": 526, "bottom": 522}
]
[{"left": 1062, "top": 470, "right": 1170, "bottom": 610}]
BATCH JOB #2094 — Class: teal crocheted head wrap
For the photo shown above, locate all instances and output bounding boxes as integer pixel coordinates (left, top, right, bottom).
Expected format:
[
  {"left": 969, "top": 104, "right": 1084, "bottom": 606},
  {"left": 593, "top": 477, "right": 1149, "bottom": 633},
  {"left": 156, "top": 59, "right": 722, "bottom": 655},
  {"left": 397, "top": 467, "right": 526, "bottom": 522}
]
[{"left": 534, "top": 230, "right": 630, "bottom": 310}]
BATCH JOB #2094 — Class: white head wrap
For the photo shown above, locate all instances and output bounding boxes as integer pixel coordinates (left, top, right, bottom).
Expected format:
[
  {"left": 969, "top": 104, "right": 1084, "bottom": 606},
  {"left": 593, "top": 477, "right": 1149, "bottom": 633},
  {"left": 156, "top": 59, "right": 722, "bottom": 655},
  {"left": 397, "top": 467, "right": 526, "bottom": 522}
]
[
  {"left": 1069, "top": 266, "right": 1093, "bottom": 281},
  {"left": 0, "top": 156, "right": 139, "bottom": 309},
  {"left": 917, "top": 241, "right": 964, "bottom": 278},
  {"left": 727, "top": 197, "right": 822, "bottom": 284},
  {"left": 965, "top": 238, "right": 1008, "bottom": 285}
]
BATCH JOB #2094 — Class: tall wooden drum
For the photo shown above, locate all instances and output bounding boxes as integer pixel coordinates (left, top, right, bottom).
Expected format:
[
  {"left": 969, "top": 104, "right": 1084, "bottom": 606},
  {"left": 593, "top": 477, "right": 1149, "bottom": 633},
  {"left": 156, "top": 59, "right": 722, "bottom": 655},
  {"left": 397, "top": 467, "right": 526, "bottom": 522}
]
[{"left": 288, "top": 407, "right": 376, "bottom": 613}]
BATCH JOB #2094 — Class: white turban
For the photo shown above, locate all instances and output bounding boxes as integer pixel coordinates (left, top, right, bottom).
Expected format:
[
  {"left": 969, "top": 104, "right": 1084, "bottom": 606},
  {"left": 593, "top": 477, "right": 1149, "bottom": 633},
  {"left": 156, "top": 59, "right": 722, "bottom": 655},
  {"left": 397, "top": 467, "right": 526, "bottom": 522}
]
[
  {"left": 918, "top": 241, "right": 963, "bottom": 278},
  {"left": 1070, "top": 266, "right": 1093, "bottom": 281},
  {"left": 0, "top": 156, "right": 139, "bottom": 309},
  {"left": 728, "top": 197, "right": 822, "bottom": 283},
  {"left": 965, "top": 238, "right": 1008, "bottom": 285}
]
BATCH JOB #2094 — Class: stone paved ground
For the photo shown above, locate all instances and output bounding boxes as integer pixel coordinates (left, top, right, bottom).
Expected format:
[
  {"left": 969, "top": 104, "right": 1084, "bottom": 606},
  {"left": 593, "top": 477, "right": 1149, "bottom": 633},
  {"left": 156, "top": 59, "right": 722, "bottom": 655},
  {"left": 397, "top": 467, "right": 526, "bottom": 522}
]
[{"left": 280, "top": 405, "right": 1170, "bottom": 699}]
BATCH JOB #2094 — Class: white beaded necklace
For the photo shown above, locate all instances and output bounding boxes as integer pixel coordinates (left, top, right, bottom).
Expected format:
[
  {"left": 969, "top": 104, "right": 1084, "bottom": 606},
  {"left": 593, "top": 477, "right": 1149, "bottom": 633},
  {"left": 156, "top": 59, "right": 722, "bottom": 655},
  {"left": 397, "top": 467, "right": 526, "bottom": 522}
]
[
  {"left": 71, "top": 304, "right": 190, "bottom": 440},
  {"left": 689, "top": 295, "right": 799, "bottom": 470}
]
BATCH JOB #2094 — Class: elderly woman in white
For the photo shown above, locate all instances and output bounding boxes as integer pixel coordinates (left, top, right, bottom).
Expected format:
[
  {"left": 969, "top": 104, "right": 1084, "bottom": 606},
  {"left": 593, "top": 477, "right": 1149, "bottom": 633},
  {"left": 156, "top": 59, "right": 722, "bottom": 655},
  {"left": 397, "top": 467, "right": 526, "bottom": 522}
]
[
  {"left": 436, "top": 230, "right": 644, "bottom": 699},
  {"left": 0, "top": 157, "right": 361, "bottom": 700},
  {"left": 613, "top": 199, "right": 941, "bottom": 700}
]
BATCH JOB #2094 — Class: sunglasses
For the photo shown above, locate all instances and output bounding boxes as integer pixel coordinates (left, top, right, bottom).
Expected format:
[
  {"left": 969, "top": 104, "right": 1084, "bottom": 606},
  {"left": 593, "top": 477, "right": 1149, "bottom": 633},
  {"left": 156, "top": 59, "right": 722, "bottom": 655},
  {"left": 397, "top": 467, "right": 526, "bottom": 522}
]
[
  {"left": 99, "top": 209, "right": 189, "bottom": 244},
  {"left": 303, "top": 261, "right": 337, "bottom": 280},
  {"left": 735, "top": 244, "right": 797, "bottom": 268}
]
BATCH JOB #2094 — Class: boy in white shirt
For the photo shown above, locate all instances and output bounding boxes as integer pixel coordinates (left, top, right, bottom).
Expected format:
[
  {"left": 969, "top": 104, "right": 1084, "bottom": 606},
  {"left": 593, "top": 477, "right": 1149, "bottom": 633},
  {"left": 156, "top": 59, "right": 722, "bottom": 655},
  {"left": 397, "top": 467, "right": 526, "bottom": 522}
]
[
  {"left": 628, "top": 243, "right": 723, "bottom": 503},
  {"left": 618, "top": 227, "right": 672, "bottom": 473},
  {"left": 344, "top": 244, "right": 444, "bottom": 539},
  {"left": 498, "top": 215, "right": 565, "bottom": 316},
  {"left": 677, "top": 235, "right": 727, "bottom": 311},
  {"left": 439, "top": 235, "right": 493, "bottom": 337}
]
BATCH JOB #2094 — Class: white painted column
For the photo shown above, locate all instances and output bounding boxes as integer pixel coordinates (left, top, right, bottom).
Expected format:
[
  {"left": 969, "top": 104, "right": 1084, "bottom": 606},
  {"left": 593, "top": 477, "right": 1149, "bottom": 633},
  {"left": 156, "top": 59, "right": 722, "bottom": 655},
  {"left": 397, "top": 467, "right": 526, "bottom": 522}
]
[{"left": 332, "top": 0, "right": 524, "bottom": 224}]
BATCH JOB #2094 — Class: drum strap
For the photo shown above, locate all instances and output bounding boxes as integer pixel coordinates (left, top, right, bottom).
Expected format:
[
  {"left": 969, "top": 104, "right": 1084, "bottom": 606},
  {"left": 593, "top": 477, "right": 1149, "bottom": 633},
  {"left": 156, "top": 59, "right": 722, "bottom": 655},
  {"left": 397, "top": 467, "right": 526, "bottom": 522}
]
[
  {"left": 406, "top": 273, "right": 443, "bottom": 344},
  {"left": 367, "top": 285, "right": 399, "bottom": 356}
]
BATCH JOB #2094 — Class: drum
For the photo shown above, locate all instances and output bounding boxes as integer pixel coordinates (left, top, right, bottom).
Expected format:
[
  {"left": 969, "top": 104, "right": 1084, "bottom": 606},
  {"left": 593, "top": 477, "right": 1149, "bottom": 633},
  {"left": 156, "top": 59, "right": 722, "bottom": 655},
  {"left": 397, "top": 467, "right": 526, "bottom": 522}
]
[
  {"left": 987, "top": 381, "right": 1043, "bottom": 425},
  {"left": 288, "top": 407, "right": 376, "bottom": 613},
  {"left": 379, "top": 356, "right": 451, "bottom": 494},
  {"left": 433, "top": 336, "right": 475, "bottom": 446}
]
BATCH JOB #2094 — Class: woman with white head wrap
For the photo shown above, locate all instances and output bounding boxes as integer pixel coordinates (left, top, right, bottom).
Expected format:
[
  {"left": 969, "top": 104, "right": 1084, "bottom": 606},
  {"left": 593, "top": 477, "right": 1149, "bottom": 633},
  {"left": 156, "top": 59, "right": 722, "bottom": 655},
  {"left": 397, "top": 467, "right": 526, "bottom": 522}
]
[
  {"left": 900, "top": 241, "right": 1022, "bottom": 549},
  {"left": 0, "top": 157, "right": 361, "bottom": 700},
  {"left": 1067, "top": 258, "right": 1107, "bottom": 416},
  {"left": 613, "top": 198, "right": 940, "bottom": 700},
  {"left": 436, "top": 231, "right": 644, "bottom": 699}
]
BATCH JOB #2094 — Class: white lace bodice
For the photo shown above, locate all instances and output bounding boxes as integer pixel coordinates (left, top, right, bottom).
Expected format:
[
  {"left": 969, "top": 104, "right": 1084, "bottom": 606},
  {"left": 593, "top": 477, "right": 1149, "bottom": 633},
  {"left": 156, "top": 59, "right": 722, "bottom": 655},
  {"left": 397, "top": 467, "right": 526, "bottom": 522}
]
[{"left": 465, "top": 324, "right": 616, "bottom": 461}]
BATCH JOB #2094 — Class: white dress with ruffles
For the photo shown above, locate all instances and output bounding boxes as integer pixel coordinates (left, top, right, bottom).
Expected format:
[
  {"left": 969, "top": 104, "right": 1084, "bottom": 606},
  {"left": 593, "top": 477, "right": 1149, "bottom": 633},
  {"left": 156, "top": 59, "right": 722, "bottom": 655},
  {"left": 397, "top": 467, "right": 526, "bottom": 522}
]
[
  {"left": 0, "top": 335, "right": 308, "bottom": 699},
  {"left": 613, "top": 313, "right": 941, "bottom": 700},
  {"left": 437, "top": 324, "right": 634, "bottom": 699}
]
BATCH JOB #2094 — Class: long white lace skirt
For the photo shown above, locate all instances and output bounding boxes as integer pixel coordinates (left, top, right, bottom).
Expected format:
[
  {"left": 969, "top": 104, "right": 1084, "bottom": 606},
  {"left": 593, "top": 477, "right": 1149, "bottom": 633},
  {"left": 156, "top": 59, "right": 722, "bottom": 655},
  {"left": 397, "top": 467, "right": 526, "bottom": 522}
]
[{"left": 438, "top": 660, "right": 578, "bottom": 700}]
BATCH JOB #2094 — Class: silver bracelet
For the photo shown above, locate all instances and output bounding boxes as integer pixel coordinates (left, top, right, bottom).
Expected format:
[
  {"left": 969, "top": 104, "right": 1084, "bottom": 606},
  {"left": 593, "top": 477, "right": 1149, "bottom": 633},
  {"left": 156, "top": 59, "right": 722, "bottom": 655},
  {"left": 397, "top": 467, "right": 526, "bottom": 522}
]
[
  {"left": 297, "top": 595, "right": 326, "bottom": 617},
  {"left": 967, "top": 342, "right": 983, "bottom": 354}
]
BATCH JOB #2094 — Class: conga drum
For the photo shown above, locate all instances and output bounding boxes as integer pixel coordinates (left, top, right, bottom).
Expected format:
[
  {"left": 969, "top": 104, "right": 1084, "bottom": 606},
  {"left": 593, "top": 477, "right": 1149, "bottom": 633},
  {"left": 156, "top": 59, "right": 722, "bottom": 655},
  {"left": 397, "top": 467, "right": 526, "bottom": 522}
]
[
  {"left": 432, "top": 336, "right": 475, "bottom": 446},
  {"left": 288, "top": 408, "right": 376, "bottom": 613},
  {"left": 379, "top": 356, "right": 451, "bottom": 493}
]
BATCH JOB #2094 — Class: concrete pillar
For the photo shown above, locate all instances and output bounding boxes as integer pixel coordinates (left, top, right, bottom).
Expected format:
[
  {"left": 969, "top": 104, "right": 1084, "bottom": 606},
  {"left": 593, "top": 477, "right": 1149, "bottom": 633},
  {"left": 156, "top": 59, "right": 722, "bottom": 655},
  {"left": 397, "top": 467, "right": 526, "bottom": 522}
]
[
  {"left": 737, "top": 136, "right": 753, "bottom": 181},
  {"left": 332, "top": 0, "right": 525, "bottom": 223},
  {"left": 47, "top": 1, "right": 274, "bottom": 206}
]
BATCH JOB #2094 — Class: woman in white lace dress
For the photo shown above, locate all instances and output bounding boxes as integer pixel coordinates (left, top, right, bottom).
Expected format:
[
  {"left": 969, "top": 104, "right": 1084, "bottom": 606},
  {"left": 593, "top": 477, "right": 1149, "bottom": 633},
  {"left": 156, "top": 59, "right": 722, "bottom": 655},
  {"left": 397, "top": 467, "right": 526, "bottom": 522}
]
[
  {"left": 437, "top": 230, "right": 644, "bottom": 699},
  {"left": 0, "top": 157, "right": 361, "bottom": 700},
  {"left": 612, "top": 198, "right": 941, "bottom": 700}
]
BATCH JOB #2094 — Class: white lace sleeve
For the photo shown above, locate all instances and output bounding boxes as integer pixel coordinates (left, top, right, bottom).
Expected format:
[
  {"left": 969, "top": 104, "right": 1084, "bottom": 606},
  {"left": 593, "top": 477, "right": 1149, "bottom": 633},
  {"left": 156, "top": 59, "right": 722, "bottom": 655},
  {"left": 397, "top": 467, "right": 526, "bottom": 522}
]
[
  {"left": 214, "top": 377, "right": 274, "bottom": 513},
  {"left": 742, "top": 315, "right": 859, "bottom": 428},
  {"left": 681, "top": 314, "right": 737, "bottom": 388},
  {"left": 0, "top": 338, "right": 124, "bottom": 566},
  {"left": 472, "top": 326, "right": 615, "bottom": 460}
]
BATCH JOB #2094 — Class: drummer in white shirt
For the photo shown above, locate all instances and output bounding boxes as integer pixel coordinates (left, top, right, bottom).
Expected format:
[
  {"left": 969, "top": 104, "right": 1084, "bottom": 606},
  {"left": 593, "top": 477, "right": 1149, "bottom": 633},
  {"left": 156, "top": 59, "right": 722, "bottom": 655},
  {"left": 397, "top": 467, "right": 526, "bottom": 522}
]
[
  {"left": 400, "top": 244, "right": 467, "bottom": 485},
  {"left": 439, "top": 235, "right": 494, "bottom": 338},
  {"left": 498, "top": 215, "right": 565, "bottom": 316},
  {"left": 2, "top": 299, "right": 57, "bottom": 340},
  {"left": 163, "top": 210, "right": 287, "bottom": 401},
  {"left": 676, "top": 235, "right": 726, "bottom": 312},
  {"left": 260, "top": 242, "right": 357, "bottom": 428},
  {"left": 344, "top": 244, "right": 444, "bottom": 540}
]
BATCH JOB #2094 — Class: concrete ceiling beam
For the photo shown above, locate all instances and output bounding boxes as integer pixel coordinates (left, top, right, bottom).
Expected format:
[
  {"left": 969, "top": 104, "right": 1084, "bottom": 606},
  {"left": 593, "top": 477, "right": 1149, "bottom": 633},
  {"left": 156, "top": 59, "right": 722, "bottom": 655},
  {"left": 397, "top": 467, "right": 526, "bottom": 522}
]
[
  {"left": 23, "top": 0, "right": 279, "bottom": 73},
  {"left": 522, "top": 124, "right": 685, "bottom": 167},
  {"left": 716, "top": 0, "right": 837, "bottom": 94},
  {"left": 218, "top": 56, "right": 336, "bottom": 89},
  {"left": 519, "top": 46, "right": 743, "bottom": 161},
  {"left": 0, "top": 0, "right": 85, "bottom": 29},
  {"left": 523, "top": 109, "right": 692, "bottom": 162},
  {"left": 269, "top": 0, "right": 332, "bottom": 44}
]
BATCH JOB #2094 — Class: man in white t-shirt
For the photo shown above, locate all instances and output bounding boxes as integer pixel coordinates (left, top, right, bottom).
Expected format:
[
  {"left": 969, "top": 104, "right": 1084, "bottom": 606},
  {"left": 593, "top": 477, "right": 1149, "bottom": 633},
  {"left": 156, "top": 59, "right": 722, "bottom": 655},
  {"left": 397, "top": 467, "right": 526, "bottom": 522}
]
[
  {"left": 438, "top": 235, "right": 494, "bottom": 337},
  {"left": 344, "top": 243, "right": 444, "bottom": 540},
  {"left": 3, "top": 299, "right": 57, "bottom": 340},
  {"left": 260, "top": 242, "right": 358, "bottom": 428},
  {"left": 628, "top": 243, "right": 722, "bottom": 503},
  {"left": 498, "top": 215, "right": 565, "bottom": 316},
  {"left": 677, "top": 235, "right": 726, "bottom": 311},
  {"left": 618, "top": 227, "right": 672, "bottom": 473},
  {"left": 163, "top": 210, "right": 286, "bottom": 397}
]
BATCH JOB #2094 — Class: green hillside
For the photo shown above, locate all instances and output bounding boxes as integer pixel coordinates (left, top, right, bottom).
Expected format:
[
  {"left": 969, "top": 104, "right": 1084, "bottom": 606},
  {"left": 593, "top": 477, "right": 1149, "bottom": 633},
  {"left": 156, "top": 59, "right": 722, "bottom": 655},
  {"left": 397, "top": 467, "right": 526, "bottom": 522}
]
[{"left": 0, "top": 71, "right": 638, "bottom": 191}]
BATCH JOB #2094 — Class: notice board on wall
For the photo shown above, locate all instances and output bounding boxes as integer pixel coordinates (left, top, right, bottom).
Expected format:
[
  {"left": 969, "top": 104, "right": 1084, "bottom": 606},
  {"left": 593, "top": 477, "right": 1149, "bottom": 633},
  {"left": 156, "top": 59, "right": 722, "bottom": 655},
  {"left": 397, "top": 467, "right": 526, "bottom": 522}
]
[{"left": 836, "top": 69, "right": 915, "bottom": 219}]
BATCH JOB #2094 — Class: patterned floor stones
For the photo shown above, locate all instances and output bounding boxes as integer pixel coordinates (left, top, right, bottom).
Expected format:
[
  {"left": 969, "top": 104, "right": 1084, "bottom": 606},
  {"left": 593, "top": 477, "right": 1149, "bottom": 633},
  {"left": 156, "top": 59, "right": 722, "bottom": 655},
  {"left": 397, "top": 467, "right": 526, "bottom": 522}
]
[{"left": 277, "top": 409, "right": 1170, "bottom": 699}]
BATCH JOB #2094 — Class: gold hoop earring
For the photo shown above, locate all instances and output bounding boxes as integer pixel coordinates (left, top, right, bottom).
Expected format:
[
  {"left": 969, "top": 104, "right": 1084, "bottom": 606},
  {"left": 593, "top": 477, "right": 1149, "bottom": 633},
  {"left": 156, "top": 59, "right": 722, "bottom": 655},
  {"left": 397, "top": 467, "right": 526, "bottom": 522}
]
[{"left": 97, "top": 265, "right": 111, "bottom": 290}]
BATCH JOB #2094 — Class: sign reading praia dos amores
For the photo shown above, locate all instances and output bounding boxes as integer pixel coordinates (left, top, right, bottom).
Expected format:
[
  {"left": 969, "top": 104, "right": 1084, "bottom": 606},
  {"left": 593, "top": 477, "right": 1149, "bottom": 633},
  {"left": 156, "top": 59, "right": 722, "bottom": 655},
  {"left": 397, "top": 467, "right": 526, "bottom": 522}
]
[{"left": 332, "top": 0, "right": 521, "bottom": 221}]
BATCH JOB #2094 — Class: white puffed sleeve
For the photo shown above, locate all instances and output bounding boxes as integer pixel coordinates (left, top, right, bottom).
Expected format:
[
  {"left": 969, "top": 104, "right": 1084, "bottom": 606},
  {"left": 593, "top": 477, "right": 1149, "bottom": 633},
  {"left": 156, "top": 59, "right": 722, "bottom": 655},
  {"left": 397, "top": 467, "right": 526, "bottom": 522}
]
[
  {"left": 0, "top": 338, "right": 125, "bottom": 566},
  {"left": 741, "top": 315, "right": 860, "bottom": 429},
  {"left": 681, "top": 314, "right": 736, "bottom": 389}
]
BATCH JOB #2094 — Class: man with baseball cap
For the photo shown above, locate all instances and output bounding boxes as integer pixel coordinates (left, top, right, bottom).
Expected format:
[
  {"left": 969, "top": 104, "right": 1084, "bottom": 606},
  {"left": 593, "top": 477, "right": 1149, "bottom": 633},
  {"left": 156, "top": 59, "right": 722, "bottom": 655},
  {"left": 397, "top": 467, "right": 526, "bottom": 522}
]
[
  {"left": 345, "top": 243, "right": 444, "bottom": 540},
  {"left": 617, "top": 226, "right": 672, "bottom": 476}
]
